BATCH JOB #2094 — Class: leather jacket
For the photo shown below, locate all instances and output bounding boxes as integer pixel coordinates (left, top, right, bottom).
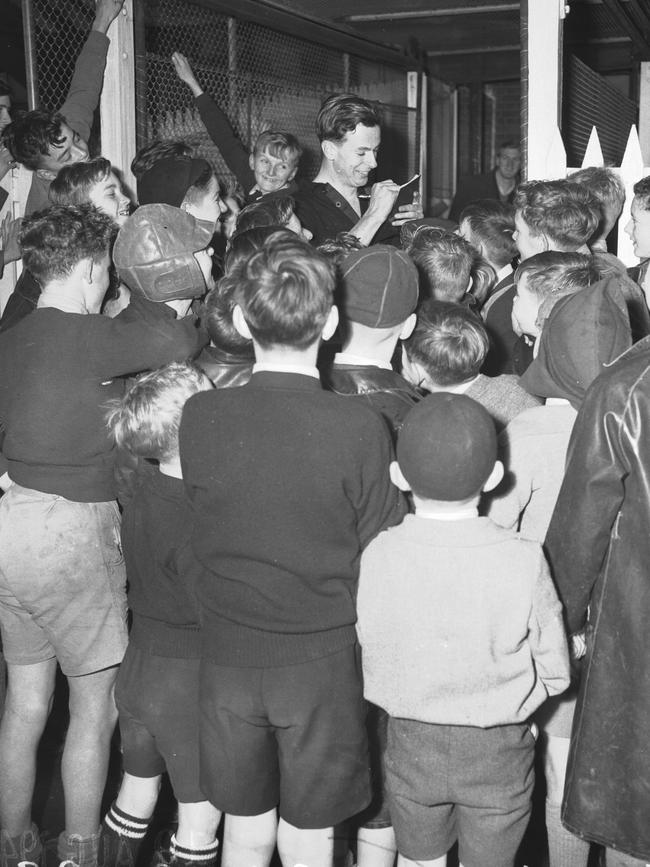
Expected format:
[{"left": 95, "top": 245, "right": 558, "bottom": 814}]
[
  {"left": 324, "top": 364, "right": 422, "bottom": 441},
  {"left": 545, "top": 336, "right": 650, "bottom": 859}
]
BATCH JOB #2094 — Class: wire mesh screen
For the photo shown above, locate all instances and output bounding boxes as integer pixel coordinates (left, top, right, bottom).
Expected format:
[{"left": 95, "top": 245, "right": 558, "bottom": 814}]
[
  {"left": 562, "top": 55, "right": 637, "bottom": 166},
  {"left": 138, "top": 0, "right": 416, "bottom": 191},
  {"left": 30, "top": 0, "right": 96, "bottom": 112}
]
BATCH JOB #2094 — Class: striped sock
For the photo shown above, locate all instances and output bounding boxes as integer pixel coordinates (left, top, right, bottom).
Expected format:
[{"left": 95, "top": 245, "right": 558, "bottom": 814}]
[
  {"left": 100, "top": 804, "right": 149, "bottom": 867},
  {"left": 169, "top": 834, "right": 219, "bottom": 866}
]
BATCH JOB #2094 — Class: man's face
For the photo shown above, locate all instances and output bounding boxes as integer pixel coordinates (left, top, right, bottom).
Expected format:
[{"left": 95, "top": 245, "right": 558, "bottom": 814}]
[
  {"left": 184, "top": 174, "right": 227, "bottom": 231},
  {"left": 88, "top": 172, "right": 130, "bottom": 227},
  {"left": 327, "top": 124, "right": 381, "bottom": 189},
  {"left": 511, "top": 273, "right": 540, "bottom": 337},
  {"left": 249, "top": 148, "right": 297, "bottom": 195},
  {"left": 625, "top": 197, "right": 650, "bottom": 259},
  {"left": 496, "top": 147, "right": 521, "bottom": 180},
  {"left": 513, "top": 210, "right": 546, "bottom": 261},
  {"left": 37, "top": 123, "right": 89, "bottom": 174},
  {"left": 0, "top": 95, "right": 11, "bottom": 134}
]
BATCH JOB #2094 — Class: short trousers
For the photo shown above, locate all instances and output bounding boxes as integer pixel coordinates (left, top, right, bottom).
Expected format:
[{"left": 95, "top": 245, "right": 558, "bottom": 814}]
[
  {"left": 115, "top": 645, "right": 204, "bottom": 803},
  {"left": 0, "top": 484, "right": 128, "bottom": 676},
  {"left": 386, "top": 718, "right": 535, "bottom": 867},
  {"left": 199, "top": 643, "right": 370, "bottom": 828}
]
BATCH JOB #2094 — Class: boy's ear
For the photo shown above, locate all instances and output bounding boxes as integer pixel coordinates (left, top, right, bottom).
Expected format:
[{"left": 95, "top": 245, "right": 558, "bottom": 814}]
[
  {"left": 390, "top": 461, "right": 411, "bottom": 492},
  {"left": 287, "top": 165, "right": 298, "bottom": 182},
  {"left": 232, "top": 304, "right": 253, "bottom": 340},
  {"left": 248, "top": 153, "right": 256, "bottom": 172},
  {"left": 322, "top": 305, "right": 339, "bottom": 341},
  {"left": 483, "top": 460, "right": 505, "bottom": 493},
  {"left": 80, "top": 257, "right": 94, "bottom": 285},
  {"left": 400, "top": 312, "right": 417, "bottom": 341}
]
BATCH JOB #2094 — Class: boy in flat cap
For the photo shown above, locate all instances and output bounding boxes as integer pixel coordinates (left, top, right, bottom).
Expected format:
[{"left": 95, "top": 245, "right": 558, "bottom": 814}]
[
  {"left": 324, "top": 244, "right": 422, "bottom": 440},
  {"left": 356, "top": 392, "right": 570, "bottom": 867}
]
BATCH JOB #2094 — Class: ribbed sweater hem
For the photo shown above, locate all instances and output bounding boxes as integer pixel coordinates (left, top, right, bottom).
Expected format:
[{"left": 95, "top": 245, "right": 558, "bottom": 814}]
[
  {"left": 201, "top": 615, "right": 356, "bottom": 667},
  {"left": 7, "top": 461, "right": 115, "bottom": 503},
  {"left": 130, "top": 614, "right": 201, "bottom": 658}
]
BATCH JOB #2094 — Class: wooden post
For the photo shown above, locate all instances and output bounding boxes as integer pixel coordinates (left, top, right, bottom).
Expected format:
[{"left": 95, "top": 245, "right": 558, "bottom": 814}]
[
  {"left": 523, "top": 0, "right": 565, "bottom": 179},
  {"left": 100, "top": 0, "right": 136, "bottom": 200},
  {"left": 640, "top": 63, "right": 650, "bottom": 167}
]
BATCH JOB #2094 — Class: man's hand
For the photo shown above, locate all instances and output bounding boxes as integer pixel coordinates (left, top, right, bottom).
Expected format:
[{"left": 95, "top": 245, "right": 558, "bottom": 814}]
[
  {"left": 92, "top": 0, "right": 126, "bottom": 34},
  {"left": 0, "top": 146, "right": 15, "bottom": 183},
  {"left": 363, "top": 180, "right": 400, "bottom": 223},
  {"left": 391, "top": 191, "right": 424, "bottom": 227},
  {"left": 0, "top": 214, "right": 21, "bottom": 265},
  {"left": 172, "top": 52, "right": 203, "bottom": 98}
]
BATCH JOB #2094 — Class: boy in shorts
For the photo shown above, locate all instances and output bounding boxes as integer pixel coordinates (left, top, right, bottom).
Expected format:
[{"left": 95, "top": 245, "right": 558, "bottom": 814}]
[
  {"left": 356, "top": 392, "right": 571, "bottom": 867},
  {"left": 0, "top": 205, "right": 206, "bottom": 867},
  {"left": 179, "top": 232, "right": 405, "bottom": 867},
  {"left": 101, "top": 362, "right": 220, "bottom": 867}
]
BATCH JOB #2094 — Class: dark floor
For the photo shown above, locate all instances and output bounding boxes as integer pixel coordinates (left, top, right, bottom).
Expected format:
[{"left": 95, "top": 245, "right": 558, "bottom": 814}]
[{"left": 5, "top": 666, "right": 602, "bottom": 867}]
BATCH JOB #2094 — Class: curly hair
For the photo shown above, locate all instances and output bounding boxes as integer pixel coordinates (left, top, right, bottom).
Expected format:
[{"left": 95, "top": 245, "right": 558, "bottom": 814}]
[
  {"left": 513, "top": 179, "right": 601, "bottom": 249},
  {"left": 2, "top": 110, "right": 67, "bottom": 169},
  {"left": 19, "top": 204, "right": 117, "bottom": 286}
]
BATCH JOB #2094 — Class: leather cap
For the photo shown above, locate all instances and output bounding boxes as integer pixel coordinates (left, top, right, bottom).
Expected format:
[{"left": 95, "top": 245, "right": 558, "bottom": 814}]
[{"left": 114, "top": 204, "right": 214, "bottom": 302}]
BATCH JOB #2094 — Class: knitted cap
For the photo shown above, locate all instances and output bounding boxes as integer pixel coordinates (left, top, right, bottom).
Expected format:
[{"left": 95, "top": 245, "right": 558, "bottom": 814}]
[
  {"left": 137, "top": 156, "right": 211, "bottom": 207},
  {"left": 114, "top": 204, "right": 214, "bottom": 302},
  {"left": 339, "top": 245, "right": 419, "bottom": 328},
  {"left": 397, "top": 393, "right": 497, "bottom": 501},
  {"left": 521, "top": 274, "right": 632, "bottom": 409}
]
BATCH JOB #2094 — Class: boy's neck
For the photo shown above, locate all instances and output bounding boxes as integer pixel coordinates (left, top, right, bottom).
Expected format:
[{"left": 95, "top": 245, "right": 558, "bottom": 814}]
[
  {"left": 253, "top": 342, "right": 320, "bottom": 371},
  {"left": 341, "top": 322, "right": 401, "bottom": 365}
]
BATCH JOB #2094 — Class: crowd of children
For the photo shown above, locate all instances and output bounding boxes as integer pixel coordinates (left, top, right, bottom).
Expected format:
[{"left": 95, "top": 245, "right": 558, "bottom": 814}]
[{"left": 1, "top": 9, "right": 650, "bottom": 867}]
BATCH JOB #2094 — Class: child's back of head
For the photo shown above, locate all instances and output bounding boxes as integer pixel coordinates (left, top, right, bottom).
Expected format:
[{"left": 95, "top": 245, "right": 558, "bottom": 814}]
[
  {"left": 234, "top": 233, "right": 334, "bottom": 350},
  {"left": 408, "top": 230, "right": 494, "bottom": 306},
  {"left": 458, "top": 199, "right": 517, "bottom": 273},
  {"left": 107, "top": 361, "right": 213, "bottom": 467},
  {"left": 403, "top": 300, "right": 488, "bottom": 389}
]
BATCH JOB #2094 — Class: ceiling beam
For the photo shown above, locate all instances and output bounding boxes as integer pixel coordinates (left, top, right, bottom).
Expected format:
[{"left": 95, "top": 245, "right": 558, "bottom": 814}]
[{"left": 344, "top": 4, "right": 518, "bottom": 22}]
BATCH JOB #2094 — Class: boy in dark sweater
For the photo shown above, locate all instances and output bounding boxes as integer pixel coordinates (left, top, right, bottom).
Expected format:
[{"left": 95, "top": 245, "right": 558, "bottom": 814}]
[
  {"left": 101, "top": 362, "right": 220, "bottom": 867},
  {"left": 179, "top": 233, "right": 405, "bottom": 867},
  {"left": 0, "top": 205, "right": 205, "bottom": 867}
]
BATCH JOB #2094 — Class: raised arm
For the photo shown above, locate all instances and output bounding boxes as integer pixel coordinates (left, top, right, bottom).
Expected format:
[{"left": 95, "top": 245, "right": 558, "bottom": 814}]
[
  {"left": 59, "top": 0, "right": 125, "bottom": 142},
  {"left": 172, "top": 51, "right": 253, "bottom": 192}
]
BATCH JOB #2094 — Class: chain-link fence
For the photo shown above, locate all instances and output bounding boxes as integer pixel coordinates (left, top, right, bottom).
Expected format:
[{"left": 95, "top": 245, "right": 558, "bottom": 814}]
[{"left": 25, "top": 0, "right": 419, "bottom": 192}]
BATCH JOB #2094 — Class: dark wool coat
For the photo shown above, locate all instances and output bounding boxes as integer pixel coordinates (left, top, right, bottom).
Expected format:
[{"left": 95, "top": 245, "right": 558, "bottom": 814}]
[{"left": 545, "top": 335, "right": 650, "bottom": 861}]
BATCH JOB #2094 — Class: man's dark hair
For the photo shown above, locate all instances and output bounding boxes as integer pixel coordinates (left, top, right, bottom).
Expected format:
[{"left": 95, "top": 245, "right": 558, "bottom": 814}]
[
  {"left": 49, "top": 157, "right": 113, "bottom": 206},
  {"left": 513, "top": 179, "right": 601, "bottom": 249},
  {"left": 633, "top": 175, "right": 650, "bottom": 211},
  {"left": 19, "top": 204, "right": 117, "bottom": 286},
  {"left": 235, "top": 233, "right": 334, "bottom": 349},
  {"left": 404, "top": 300, "right": 489, "bottom": 387},
  {"left": 233, "top": 195, "right": 295, "bottom": 237},
  {"left": 497, "top": 141, "right": 520, "bottom": 154},
  {"left": 316, "top": 93, "right": 381, "bottom": 143},
  {"left": 2, "top": 110, "right": 67, "bottom": 170},
  {"left": 459, "top": 200, "right": 517, "bottom": 270},
  {"left": 0, "top": 81, "right": 11, "bottom": 99},
  {"left": 130, "top": 139, "right": 193, "bottom": 179}
]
